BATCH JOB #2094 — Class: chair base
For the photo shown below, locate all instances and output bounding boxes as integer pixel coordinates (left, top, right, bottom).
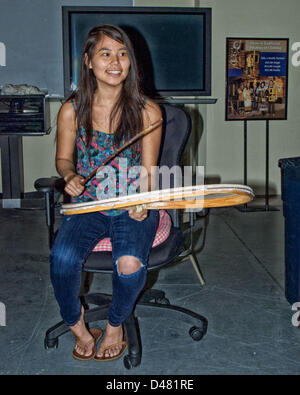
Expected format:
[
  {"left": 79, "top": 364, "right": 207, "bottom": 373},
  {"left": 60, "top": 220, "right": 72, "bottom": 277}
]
[{"left": 44, "top": 290, "right": 208, "bottom": 369}]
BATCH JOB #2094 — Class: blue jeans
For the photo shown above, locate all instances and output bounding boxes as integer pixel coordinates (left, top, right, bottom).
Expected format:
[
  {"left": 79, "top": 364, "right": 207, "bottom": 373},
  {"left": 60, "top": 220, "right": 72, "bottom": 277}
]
[{"left": 50, "top": 210, "right": 159, "bottom": 326}]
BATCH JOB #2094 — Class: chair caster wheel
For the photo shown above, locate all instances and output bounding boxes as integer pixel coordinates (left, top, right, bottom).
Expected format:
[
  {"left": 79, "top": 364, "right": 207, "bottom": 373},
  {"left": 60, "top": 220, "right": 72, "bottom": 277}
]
[
  {"left": 123, "top": 355, "right": 133, "bottom": 369},
  {"left": 123, "top": 354, "right": 141, "bottom": 369},
  {"left": 156, "top": 297, "right": 170, "bottom": 305},
  {"left": 44, "top": 337, "right": 59, "bottom": 349},
  {"left": 189, "top": 326, "right": 205, "bottom": 341}
]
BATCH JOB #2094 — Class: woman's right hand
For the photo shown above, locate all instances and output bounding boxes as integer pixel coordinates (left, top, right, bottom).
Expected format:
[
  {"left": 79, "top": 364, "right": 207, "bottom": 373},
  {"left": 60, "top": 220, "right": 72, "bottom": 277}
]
[{"left": 64, "top": 173, "right": 85, "bottom": 197}]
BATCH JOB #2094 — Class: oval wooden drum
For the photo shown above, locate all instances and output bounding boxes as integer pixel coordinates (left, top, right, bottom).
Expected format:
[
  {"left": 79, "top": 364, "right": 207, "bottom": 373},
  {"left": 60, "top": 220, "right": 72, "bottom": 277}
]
[{"left": 61, "top": 184, "right": 255, "bottom": 215}]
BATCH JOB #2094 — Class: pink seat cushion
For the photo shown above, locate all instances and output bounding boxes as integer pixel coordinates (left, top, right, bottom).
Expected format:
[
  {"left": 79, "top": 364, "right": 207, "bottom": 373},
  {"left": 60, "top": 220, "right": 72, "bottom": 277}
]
[{"left": 92, "top": 210, "right": 172, "bottom": 252}]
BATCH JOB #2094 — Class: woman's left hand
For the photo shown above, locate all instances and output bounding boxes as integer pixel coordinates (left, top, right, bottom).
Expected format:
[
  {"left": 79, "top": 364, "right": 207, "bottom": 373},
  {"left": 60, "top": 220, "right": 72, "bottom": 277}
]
[{"left": 128, "top": 208, "right": 148, "bottom": 221}]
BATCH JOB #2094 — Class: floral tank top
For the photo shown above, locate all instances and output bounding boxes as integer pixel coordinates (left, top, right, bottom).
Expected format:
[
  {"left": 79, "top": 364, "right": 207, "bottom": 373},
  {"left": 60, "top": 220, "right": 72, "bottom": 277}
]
[{"left": 71, "top": 109, "right": 142, "bottom": 216}]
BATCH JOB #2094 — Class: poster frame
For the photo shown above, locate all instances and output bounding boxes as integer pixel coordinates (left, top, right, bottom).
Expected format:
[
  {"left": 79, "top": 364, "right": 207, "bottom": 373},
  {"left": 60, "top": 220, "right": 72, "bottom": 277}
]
[{"left": 225, "top": 37, "right": 289, "bottom": 121}]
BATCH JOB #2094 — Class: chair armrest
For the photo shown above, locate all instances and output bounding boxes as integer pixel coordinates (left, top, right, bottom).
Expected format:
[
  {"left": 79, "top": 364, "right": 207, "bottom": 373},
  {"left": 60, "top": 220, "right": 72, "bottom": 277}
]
[
  {"left": 34, "top": 176, "right": 65, "bottom": 249},
  {"left": 34, "top": 177, "right": 65, "bottom": 194}
]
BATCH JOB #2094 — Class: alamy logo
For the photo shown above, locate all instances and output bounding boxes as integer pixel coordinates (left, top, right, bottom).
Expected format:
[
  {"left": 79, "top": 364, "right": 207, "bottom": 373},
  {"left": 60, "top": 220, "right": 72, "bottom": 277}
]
[
  {"left": 291, "top": 42, "right": 300, "bottom": 67},
  {"left": 0, "top": 42, "right": 6, "bottom": 66},
  {"left": 291, "top": 302, "right": 300, "bottom": 327},
  {"left": 0, "top": 302, "right": 6, "bottom": 326},
  {"left": 95, "top": 161, "right": 205, "bottom": 211}
]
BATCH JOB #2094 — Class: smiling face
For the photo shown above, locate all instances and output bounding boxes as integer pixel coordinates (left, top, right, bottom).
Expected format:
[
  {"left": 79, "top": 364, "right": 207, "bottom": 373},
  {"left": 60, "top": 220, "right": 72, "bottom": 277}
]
[{"left": 86, "top": 34, "right": 131, "bottom": 89}]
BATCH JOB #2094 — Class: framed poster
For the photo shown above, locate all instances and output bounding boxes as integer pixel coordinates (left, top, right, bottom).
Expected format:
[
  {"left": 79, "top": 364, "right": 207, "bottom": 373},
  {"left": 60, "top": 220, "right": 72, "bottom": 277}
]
[{"left": 226, "top": 38, "right": 289, "bottom": 121}]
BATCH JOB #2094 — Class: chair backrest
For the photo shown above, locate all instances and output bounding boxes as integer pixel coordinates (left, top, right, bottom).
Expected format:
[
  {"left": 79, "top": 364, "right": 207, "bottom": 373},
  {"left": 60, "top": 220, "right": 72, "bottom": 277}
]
[{"left": 158, "top": 104, "right": 192, "bottom": 227}]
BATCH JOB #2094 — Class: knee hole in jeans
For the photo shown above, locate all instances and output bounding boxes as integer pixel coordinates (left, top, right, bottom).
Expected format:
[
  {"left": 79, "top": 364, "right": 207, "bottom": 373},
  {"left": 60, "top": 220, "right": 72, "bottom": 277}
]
[{"left": 116, "top": 255, "right": 144, "bottom": 276}]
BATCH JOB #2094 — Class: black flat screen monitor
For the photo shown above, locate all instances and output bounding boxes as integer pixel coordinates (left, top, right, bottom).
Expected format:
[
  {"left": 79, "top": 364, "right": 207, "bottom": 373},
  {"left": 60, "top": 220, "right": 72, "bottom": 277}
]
[{"left": 62, "top": 6, "right": 212, "bottom": 98}]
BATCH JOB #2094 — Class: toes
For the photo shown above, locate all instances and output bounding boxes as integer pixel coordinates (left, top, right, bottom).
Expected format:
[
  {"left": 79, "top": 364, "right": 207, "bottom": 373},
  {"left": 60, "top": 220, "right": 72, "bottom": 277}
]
[
  {"left": 75, "top": 339, "right": 94, "bottom": 357},
  {"left": 103, "top": 346, "right": 121, "bottom": 358},
  {"left": 97, "top": 345, "right": 121, "bottom": 359},
  {"left": 110, "top": 347, "right": 118, "bottom": 358},
  {"left": 76, "top": 345, "right": 87, "bottom": 356},
  {"left": 75, "top": 345, "right": 85, "bottom": 356}
]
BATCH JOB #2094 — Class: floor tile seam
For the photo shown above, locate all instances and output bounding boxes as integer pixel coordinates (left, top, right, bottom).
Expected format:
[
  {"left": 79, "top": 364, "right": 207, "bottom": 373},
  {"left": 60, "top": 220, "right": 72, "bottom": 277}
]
[
  {"left": 202, "top": 333, "right": 299, "bottom": 355},
  {"left": 207, "top": 330, "right": 295, "bottom": 344},
  {"left": 155, "top": 283, "right": 285, "bottom": 304},
  {"left": 12, "top": 281, "right": 50, "bottom": 372},
  {"left": 141, "top": 347, "right": 298, "bottom": 373},
  {"left": 219, "top": 214, "right": 284, "bottom": 293}
]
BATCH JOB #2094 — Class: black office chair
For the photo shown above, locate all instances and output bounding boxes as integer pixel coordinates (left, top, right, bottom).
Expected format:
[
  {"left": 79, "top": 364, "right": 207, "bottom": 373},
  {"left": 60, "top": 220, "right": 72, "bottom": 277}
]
[{"left": 35, "top": 104, "right": 208, "bottom": 369}]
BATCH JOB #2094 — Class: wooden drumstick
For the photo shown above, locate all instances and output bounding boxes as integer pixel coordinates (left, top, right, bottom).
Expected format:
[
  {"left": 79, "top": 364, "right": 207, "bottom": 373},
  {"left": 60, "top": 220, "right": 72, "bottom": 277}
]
[{"left": 82, "top": 118, "right": 163, "bottom": 186}]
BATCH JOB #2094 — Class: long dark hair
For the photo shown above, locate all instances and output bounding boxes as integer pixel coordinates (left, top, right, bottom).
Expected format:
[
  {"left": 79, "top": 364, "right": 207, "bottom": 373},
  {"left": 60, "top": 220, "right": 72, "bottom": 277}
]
[{"left": 68, "top": 24, "right": 145, "bottom": 149}]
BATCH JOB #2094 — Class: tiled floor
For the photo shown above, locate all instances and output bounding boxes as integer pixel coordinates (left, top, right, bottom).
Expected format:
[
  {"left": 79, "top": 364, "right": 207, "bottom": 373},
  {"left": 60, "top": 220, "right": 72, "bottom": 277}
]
[{"left": 1, "top": 198, "right": 299, "bottom": 375}]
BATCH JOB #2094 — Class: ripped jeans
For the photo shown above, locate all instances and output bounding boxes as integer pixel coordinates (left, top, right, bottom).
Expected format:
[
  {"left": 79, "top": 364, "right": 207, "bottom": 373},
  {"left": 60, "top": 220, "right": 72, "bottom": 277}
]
[{"left": 50, "top": 210, "right": 159, "bottom": 326}]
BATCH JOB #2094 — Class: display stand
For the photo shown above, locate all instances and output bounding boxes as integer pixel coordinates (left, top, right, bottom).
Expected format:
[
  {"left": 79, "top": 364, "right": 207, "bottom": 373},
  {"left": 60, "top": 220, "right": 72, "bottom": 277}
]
[
  {"left": 237, "top": 120, "right": 279, "bottom": 212},
  {"left": 0, "top": 135, "right": 24, "bottom": 208},
  {"left": 0, "top": 95, "right": 49, "bottom": 208}
]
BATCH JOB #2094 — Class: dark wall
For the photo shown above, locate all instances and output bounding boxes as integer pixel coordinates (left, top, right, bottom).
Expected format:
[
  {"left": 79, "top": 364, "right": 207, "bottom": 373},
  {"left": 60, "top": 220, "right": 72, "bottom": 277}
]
[{"left": 0, "top": 0, "right": 132, "bottom": 97}]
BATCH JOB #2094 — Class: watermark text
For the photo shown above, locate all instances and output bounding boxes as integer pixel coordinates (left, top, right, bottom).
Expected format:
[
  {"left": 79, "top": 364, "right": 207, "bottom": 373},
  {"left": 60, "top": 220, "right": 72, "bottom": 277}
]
[
  {"left": 291, "top": 42, "right": 300, "bottom": 67},
  {"left": 291, "top": 302, "right": 300, "bottom": 327},
  {"left": 95, "top": 161, "right": 205, "bottom": 212},
  {"left": 0, "top": 302, "right": 6, "bottom": 326},
  {"left": 0, "top": 42, "right": 6, "bottom": 66}
]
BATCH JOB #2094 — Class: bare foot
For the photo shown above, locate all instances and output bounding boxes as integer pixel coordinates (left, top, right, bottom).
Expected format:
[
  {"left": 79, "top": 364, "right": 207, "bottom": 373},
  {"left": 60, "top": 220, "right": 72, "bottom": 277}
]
[
  {"left": 95, "top": 322, "right": 124, "bottom": 359},
  {"left": 69, "top": 306, "right": 94, "bottom": 357}
]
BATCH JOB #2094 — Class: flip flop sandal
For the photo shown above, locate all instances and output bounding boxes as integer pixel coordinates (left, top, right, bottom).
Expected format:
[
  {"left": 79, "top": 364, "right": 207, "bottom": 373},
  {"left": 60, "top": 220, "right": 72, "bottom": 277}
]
[
  {"left": 94, "top": 338, "right": 127, "bottom": 362},
  {"left": 72, "top": 328, "right": 103, "bottom": 361}
]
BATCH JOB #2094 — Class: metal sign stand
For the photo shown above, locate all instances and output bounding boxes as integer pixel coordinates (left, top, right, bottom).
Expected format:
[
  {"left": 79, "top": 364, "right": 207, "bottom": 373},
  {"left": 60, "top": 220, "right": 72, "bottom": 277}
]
[{"left": 237, "top": 120, "right": 279, "bottom": 212}]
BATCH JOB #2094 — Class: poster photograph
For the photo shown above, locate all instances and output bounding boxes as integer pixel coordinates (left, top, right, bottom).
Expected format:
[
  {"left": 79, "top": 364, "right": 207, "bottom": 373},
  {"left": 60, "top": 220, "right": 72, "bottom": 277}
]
[{"left": 226, "top": 38, "right": 288, "bottom": 121}]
